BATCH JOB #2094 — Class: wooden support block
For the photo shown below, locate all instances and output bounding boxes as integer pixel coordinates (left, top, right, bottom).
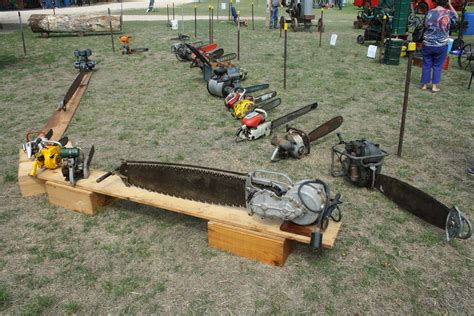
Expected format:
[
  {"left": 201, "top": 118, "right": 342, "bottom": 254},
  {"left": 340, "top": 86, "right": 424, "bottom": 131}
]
[
  {"left": 208, "top": 221, "right": 292, "bottom": 266},
  {"left": 18, "top": 154, "right": 46, "bottom": 197},
  {"left": 45, "top": 181, "right": 114, "bottom": 215},
  {"left": 18, "top": 169, "right": 46, "bottom": 197}
]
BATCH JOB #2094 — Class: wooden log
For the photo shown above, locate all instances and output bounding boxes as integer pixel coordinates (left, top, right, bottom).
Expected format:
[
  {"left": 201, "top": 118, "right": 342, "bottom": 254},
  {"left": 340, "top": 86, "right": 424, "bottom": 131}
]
[{"left": 28, "top": 14, "right": 121, "bottom": 34}]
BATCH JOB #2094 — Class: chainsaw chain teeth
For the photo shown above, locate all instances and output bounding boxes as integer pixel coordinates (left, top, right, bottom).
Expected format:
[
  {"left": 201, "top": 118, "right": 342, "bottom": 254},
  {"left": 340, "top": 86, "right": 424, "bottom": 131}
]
[{"left": 119, "top": 161, "right": 247, "bottom": 208}]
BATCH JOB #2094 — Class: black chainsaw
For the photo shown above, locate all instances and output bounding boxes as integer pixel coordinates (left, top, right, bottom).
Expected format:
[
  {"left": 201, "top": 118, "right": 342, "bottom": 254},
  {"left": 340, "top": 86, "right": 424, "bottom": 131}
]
[
  {"left": 331, "top": 133, "right": 471, "bottom": 241},
  {"left": 270, "top": 116, "right": 343, "bottom": 161},
  {"left": 236, "top": 102, "right": 318, "bottom": 141},
  {"left": 206, "top": 67, "right": 252, "bottom": 97},
  {"left": 58, "top": 49, "right": 96, "bottom": 111}
]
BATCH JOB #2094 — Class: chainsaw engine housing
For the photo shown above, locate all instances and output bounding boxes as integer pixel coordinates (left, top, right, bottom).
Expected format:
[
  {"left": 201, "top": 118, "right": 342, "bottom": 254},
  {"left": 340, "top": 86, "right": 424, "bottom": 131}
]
[
  {"left": 270, "top": 128, "right": 310, "bottom": 161},
  {"left": 207, "top": 66, "right": 242, "bottom": 97},
  {"left": 245, "top": 171, "right": 328, "bottom": 226},
  {"left": 331, "top": 136, "right": 388, "bottom": 188}
]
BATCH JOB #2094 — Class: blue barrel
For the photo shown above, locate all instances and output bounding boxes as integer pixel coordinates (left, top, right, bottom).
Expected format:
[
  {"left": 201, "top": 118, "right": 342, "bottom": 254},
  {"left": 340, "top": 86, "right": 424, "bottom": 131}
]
[{"left": 464, "top": 12, "right": 474, "bottom": 36}]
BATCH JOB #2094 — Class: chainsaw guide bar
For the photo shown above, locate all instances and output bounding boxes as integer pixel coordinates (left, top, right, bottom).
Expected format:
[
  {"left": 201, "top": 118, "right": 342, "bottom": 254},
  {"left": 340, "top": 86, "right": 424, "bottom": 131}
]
[
  {"left": 115, "top": 160, "right": 247, "bottom": 207},
  {"left": 59, "top": 70, "right": 87, "bottom": 111}
]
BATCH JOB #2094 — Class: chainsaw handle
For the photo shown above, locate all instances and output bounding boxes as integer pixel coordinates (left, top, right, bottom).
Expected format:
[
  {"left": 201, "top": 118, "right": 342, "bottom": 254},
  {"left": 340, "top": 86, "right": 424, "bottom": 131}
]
[
  {"left": 96, "top": 171, "right": 113, "bottom": 183},
  {"left": 337, "top": 132, "right": 344, "bottom": 144}
]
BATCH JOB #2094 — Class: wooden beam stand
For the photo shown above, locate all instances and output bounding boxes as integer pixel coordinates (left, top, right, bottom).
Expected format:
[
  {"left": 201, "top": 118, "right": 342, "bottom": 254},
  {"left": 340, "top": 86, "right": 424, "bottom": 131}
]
[
  {"left": 45, "top": 181, "right": 114, "bottom": 215},
  {"left": 19, "top": 153, "right": 341, "bottom": 266},
  {"left": 208, "top": 222, "right": 292, "bottom": 266}
]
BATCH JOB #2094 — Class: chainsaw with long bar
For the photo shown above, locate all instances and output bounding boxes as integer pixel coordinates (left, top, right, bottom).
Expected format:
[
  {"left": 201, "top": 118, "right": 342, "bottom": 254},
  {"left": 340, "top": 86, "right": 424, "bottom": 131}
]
[{"left": 236, "top": 102, "right": 318, "bottom": 141}]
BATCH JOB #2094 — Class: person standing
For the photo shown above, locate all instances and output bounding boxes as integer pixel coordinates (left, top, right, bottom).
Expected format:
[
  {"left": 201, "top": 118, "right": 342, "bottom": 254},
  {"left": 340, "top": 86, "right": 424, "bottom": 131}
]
[
  {"left": 269, "top": 0, "right": 281, "bottom": 29},
  {"left": 146, "top": 0, "right": 155, "bottom": 12},
  {"left": 420, "top": 0, "right": 458, "bottom": 92}
]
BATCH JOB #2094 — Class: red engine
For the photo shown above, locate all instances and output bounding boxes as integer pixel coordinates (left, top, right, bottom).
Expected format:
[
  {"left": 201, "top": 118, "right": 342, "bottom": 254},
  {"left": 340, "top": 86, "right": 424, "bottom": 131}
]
[
  {"left": 225, "top": 90, "right": 243, "bottom": 109},
  {"left": 241, "top": 111, "right": 265, "bottom": 128}
]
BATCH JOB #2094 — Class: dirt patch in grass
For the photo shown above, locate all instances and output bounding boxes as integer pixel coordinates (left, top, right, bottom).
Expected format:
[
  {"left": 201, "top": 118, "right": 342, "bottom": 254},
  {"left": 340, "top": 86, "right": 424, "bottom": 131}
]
[{"left": 0, "top": 5, "right": 473, "bottom": 314}]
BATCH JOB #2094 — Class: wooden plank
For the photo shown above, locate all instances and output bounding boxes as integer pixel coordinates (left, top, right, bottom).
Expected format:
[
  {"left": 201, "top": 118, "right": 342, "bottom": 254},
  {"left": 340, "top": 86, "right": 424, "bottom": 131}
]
[
  {"left": 36, "top": 168, "right": 310, "bottom": 243},
  {"left": 33, "top": 166, "right": 342, "bottom": 246},
  {"left": 45, "top": 181, "right": 114, "bottom": 215},
  {"left": 42, "top": 71, "right": 92, "bottom": 141},
  {"left": 208, "top": 222, "right": 292, "bottom": 266}
]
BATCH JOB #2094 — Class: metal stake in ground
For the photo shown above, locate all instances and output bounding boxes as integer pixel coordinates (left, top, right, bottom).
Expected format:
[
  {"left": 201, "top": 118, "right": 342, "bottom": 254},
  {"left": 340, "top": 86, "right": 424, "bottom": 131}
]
[
  {"left": 397, "top": 42, "right": 416, "bottom": 157},
  {"left": 167, "top": 4, "right": 170, "bottom": 26},
  {"left": 209, "top": 5, "right": 212, "bottom": 43},
  {"left": 182, "top": 6, "right": 184, "bottom": 33},
  {"left": 379, "top": 15, "right": 387, "bottom": 64},
  {"left": 108, "top": 8, "right": 115, "bottom": 52},
  {"left": 217, "top": 0, "right": 219, "bottom": 21},
  {"left": 18, "top": 12, "right": 26, "bottom": 56},
  {"left": 319, "top": 9, "right": 323, "bottom": 48},
  {"left": 229, "top": 0, "right": 232, "bottom": 22},
  {"left": 52, "top": 0, "right": 56, "bottom": 15},
  {"left": 120, "top": 0, "right": 123, "bottom": 31},
  {"left": 237, "top": 11, "right": 240, "bottom": 61},
  {"left": 173, "top": 2, "right": 175, "bottom": 20},
  {"left": 195, "top": 6, "right": 197, "bottom": 38},
  {"left": 211, "top": 6, "right": 214, "bottom": 43},
  {"left": 252, "top": 2, "right": 255, "bottom": 30},
  {"left": 283, "top": 22, "right": 288, "bottom": 89}
]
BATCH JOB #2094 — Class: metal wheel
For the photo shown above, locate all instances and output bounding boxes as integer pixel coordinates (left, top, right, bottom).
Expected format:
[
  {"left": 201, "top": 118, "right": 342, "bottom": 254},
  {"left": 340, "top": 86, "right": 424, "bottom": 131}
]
[
  {"left": 357, "top": 35, "right": 365, "bottom": 44},
  {"left": 458, "top": 44, "right": 473, "bottom": 71},
  {"left": 416, "top": 1, "right": 429, "bottom": 14}
]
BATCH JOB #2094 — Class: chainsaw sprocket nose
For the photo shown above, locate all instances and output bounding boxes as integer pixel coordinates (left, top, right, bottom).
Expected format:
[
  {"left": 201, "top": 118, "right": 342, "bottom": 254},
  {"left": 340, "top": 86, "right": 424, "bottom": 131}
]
[{"left": 116, "top": 161, "right": 247, "bottom": 207}]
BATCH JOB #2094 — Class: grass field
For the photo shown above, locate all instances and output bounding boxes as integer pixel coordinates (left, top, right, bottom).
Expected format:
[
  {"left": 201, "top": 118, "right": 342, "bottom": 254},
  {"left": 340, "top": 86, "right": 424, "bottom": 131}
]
[{"left": 0, "top": 3, "right": 473, "bottom": 314}]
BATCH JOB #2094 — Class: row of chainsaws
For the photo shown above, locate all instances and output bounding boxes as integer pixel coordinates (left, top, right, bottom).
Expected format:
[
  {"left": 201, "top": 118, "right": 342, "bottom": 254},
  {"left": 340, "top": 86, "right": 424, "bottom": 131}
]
[
  {"left": 170, "top": 34, "right": 345, "bottom": 162},
  {"left": 20, "top": 42, "right": 472, "bottom": 250},
  {"left": 168, "top": 35, "right": 472, "bottom": 243}
]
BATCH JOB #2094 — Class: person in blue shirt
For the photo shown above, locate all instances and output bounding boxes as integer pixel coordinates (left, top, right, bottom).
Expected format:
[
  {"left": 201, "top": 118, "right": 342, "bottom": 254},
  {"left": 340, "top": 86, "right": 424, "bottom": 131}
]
[
  {"left": 269, "top": 0, "right": 281, "bottom": 29},
  {"left": 420, "top": 0, "right": 458, "bottom": 92}
]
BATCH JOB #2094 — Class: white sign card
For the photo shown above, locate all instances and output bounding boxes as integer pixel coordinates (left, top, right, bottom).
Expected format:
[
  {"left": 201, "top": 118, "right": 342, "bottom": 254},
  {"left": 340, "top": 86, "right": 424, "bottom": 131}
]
[
  {"left": 221, "top": 3, "right": 226, "bottom": 10},
  {"left": 367, "top": 45, "right": 377, "bottom": 58},
  {"left": 330, "top": 34, "right": 337, "bottom": 46},
  {"left": 236, "top": 0, "right": 240, "bottom": 3}
]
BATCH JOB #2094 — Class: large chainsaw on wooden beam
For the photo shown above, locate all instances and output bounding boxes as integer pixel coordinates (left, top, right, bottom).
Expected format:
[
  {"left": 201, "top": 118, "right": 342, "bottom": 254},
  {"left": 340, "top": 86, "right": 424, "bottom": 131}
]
[{"left": 96, "top": 161, "right": 342, "bottom": 236}]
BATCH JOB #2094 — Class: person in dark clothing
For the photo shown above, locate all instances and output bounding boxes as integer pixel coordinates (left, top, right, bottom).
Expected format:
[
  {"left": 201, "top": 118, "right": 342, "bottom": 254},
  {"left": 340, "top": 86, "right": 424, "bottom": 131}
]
[{"left": 420, "top": 0, "right": 458, "bottom": 92}]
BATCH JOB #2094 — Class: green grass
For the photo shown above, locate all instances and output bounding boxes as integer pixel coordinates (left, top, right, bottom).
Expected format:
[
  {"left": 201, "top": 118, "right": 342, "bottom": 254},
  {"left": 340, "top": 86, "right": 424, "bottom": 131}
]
[
  {"left": 0, "top": 286, "right": 10, "bottom": 309},
  {"left": 0, "top": 3, "right": 473, "bottom": 315},
  {"left": 21, "top": 296, "right": 55, "bottom": 316}
]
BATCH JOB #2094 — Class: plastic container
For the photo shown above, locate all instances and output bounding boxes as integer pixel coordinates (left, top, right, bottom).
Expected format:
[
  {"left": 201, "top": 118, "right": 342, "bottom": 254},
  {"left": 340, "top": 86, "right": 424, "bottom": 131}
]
[
  {"left": 383, "top": 39, "right": 404, "bottom": 65},
  {"left": 391, "top": 0, "right": 410, "bottom": 35},
  {"left": 464, "top": 12, "right": 474, "bottom": 36},
  {"left": 171, "top": 19, "right": 179, "bottom": 30}
]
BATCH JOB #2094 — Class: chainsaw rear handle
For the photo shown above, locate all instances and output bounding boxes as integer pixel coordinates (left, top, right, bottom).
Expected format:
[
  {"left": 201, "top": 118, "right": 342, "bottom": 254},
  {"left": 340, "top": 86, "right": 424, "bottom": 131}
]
[
  {"left": 96, "top": 166, "right": 121, "bottom": 183},
  {"left": 337, "top": 132, "right": 344, "bottom": 144}
]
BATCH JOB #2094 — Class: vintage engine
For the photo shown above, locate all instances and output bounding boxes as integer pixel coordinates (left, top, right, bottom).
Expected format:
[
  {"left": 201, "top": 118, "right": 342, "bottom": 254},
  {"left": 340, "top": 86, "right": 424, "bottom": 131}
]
[
  {"left": 74, "top": 49, "right": 96, "bottom": 71},
  {"left": 245, "top": 171, "right": 341, "bottom": 227},
  {"left": 270, "top": 127, "right": 310, "bottom": 161},
  {"left": 207, "top": 66, "right": 246, "bottom": 97},
  {"left": 331, "top": 133, "right": 388, "bottom": 188}
]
